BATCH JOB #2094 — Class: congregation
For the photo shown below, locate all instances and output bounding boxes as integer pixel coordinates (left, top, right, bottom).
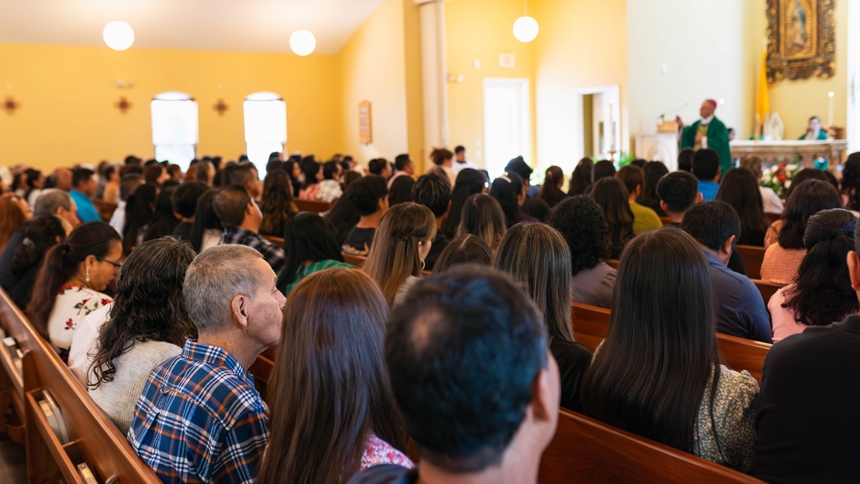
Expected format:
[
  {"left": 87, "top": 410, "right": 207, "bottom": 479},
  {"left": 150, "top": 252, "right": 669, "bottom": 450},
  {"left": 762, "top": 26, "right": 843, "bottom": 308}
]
[{"left": 2, "top": 142, "right": 860, "bottom": 484}]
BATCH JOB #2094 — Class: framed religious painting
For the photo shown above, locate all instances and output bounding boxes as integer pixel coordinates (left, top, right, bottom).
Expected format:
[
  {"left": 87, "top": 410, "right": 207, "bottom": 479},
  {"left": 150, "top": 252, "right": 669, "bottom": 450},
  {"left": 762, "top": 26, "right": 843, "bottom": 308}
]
[
  {"left": 359, "top": 100, "right": 372, "bottom": 145},
  {"left": 766, "top": 0, "right": 835, "bottom": 82}
]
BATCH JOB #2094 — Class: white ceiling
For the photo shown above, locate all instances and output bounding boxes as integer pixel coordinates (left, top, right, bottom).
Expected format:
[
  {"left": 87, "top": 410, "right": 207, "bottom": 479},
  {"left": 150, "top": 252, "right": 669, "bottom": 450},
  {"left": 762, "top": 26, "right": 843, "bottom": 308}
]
[{"left": 0, "top": 0, "right": 383, "bottom": 55}]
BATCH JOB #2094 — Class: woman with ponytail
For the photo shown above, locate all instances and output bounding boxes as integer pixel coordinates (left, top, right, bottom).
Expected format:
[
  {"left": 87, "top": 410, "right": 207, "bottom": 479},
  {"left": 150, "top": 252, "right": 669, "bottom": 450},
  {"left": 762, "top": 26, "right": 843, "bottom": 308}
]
[
  {"left": 538, "top": 165, "right": 567, "bottom": 208},
  {"left": 769, "top": 209, "right": 859, "bottom": 343},
  {"left": 26, "top": 221, "right": 122, "bottom": 361}
]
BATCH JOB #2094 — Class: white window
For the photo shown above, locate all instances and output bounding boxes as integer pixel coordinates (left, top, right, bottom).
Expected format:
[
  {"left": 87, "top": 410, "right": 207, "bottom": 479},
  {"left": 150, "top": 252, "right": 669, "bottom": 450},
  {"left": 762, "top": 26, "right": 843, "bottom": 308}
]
[
  {"left": 151, "top": 92, "right": 198, "bottom": 170},
  {"left": 244, "top": 92, "right": 287, "bottom": 174}
]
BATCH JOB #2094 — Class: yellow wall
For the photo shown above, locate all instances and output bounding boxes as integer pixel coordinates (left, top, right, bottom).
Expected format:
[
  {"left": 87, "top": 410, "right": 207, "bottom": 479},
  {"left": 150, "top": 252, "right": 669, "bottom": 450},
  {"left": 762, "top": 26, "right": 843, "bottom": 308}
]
[
  {"left": 533, "top": 0, "right": 627, "bottom": 170},
  {"left": 402, "top": 0, "right": 425, "bottom": 172},
  {"left": 0, "top": 43, "right": 343, "bottom": 171},
  {"left": 337, "top": 0, "right": 410, "bottom": 166},
  {"left": 444, "top": 0, "right": 537, "bottom": 171},
  {"left": 750, "top": 0, "right": 848, "bottom": 138}
]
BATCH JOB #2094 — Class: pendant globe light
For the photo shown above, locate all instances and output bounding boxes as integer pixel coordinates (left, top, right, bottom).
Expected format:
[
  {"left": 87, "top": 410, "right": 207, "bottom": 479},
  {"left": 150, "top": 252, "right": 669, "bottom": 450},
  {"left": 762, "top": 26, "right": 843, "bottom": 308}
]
[
  {"left": 513, "top": 0, "right": 538, "bottom": 43},
  {"left": 103, "top": 21, "right": 135, "bottom": 51},
  {"left": 289, "top": 30, "right": 316, "bottom": 56}
]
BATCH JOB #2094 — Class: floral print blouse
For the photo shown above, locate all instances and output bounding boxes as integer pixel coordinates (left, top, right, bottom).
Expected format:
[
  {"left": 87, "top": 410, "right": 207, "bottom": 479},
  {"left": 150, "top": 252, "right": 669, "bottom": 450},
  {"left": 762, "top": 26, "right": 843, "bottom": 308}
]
[
  {"left": 359, "top": 433, "right": 413, "bottom": 472},
  {"left": 48, "top": 285, "right": 112, "bottom": 363}
]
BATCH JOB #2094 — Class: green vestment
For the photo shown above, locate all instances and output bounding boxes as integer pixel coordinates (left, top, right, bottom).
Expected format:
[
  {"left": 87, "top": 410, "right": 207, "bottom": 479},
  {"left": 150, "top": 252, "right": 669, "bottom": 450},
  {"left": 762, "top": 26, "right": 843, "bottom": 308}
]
[{"left": 680, "top": 117, "right": 732, "bottom": 176}]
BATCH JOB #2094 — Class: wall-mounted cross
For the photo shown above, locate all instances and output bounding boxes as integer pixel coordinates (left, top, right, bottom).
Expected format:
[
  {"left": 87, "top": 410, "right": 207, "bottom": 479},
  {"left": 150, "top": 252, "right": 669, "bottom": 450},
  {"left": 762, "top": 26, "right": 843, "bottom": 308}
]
[
  {"left": 213, "top": 99, "right": 228, "bottom": 116},
  {"left": 3, "top": 96, "right": 19, "bottom": 114},
  {"left": 115, "top": 96, "right": 132, "bottom": 114}
]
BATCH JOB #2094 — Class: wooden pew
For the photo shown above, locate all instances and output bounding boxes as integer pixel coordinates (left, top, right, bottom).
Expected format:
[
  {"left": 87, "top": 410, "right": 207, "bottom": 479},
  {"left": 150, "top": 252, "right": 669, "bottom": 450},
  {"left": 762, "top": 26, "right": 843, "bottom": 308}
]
[
  {"left": 660, "top": 216, "right": 671, "bottom": 226},
  {"left": 605, "top": 259, "right": 619, "bottom": 270},
  {"left": 539, "top": 409, "right": 763, "bottom": 483},
  {"left": 736, "top": 245, "right": 765, "bottom": 280},
  {"left": 752, "top": 279, "right": 783, "bottom": 306},
  {"left": 0, "top": 288, "right": 160, "bottom": 483},
  {"left": 91, "top": 198, "right": 118, "bottom": 222},
  {"left": 294, "top": 199, "right": 332, "bottom": 214},
  {"left": 765, "top": 212, "right": 782, "bottom": 223},
  {"left": 342, "top": 252, "right": 367, "bottom": 268},
  {"left": 262, "top": 235, "right": 285, "bottom": 248},
  {"left": 571, "top": 303, "right": 771, "bottom": 382}
]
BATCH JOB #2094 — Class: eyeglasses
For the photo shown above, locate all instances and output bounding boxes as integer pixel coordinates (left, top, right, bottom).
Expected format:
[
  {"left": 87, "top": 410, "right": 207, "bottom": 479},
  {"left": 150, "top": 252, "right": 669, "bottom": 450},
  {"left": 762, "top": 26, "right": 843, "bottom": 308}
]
[{"left": 98, "top": 258, "right": 123, "bottom": 270}]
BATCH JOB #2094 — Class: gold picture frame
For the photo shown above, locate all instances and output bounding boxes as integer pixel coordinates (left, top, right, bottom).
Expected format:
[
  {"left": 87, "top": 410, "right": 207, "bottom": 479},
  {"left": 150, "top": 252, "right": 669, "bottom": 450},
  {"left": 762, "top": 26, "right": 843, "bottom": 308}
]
[
  {"left": 766, "top": 0, "right": 835, "bottom": 82},
  {"left": 359, "top": 100, "right": 372, "bottom": 145}
]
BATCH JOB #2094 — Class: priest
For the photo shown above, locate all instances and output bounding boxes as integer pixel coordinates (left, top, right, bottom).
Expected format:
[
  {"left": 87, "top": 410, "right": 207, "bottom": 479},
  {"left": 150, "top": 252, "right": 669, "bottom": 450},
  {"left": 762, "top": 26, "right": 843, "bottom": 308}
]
[
  {"left": 676, "top": 99, "right": 732, "bottom": 176},
  {"left": 799, "top": 116, "right": 829, "bottom": 140}
]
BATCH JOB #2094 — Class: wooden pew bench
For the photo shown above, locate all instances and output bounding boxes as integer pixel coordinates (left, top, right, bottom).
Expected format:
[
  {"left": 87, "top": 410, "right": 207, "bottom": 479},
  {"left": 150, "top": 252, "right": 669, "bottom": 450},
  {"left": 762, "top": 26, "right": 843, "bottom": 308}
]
[
  {"left": 92, "top": 198, "right": 118, "bottom": 223},
  {"left": 571, "top": 302, "right": 771, "bottom": 382},
  {"left": 294, "top": 199, "right": 333, "bottom": 214},
  {"left": 539, "top": 409, "right": 763, "bottom": 483},
  {"left": 0, "top": 288, "right": 160, "bottom": 483},
  {"left": 736, "top": 245, "right": 765, "bottom": 280}
]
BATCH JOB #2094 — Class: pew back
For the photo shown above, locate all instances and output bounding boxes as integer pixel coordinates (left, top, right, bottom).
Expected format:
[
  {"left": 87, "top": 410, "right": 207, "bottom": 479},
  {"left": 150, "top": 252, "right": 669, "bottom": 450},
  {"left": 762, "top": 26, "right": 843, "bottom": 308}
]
[
  {"left": 294, "top": 199, "right": 332, "bottom": 214},
  {"left": 538, "top": 409, "right": 764, "bottom": 483},
  {"left": 92, "top": 199, "right": 118, "bottom": 222},
  {"left": 736, "top": 245, "right": 765, "bottom": 280}
]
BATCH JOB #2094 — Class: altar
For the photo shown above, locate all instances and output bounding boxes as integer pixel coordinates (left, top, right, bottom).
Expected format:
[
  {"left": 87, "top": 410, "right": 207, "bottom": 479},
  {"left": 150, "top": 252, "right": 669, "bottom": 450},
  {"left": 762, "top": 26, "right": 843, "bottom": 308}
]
[{"left": 730, "top": 140, "right": 849, "bottom": 171}]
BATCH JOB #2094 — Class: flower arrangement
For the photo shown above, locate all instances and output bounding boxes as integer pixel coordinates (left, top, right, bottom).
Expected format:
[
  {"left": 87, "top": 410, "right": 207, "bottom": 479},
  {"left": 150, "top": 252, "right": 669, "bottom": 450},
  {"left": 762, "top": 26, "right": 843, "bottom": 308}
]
[{"left": 760, "top": 162, "right": 801, "bottom": 199}]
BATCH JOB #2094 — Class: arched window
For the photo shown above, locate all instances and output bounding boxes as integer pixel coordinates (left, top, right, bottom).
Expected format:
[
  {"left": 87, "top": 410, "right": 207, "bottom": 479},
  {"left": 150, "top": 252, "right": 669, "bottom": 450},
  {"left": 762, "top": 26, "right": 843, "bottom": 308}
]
[
  {"left": 244, "top": 92, "right": 287, "bottom": 171},
  {"left": 151, "top": 92, "right": 198, "bottom": 169}
]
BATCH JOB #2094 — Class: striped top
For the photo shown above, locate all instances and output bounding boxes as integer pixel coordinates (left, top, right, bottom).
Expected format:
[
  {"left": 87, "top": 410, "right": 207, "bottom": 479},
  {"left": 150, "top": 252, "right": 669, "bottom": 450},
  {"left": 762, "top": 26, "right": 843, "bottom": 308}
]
[
  {"left": 285, "top": 260, "right": 354, "bottom": 294},
  {"left": 128, "top": 340, "right": 269, "bottom": 484}
]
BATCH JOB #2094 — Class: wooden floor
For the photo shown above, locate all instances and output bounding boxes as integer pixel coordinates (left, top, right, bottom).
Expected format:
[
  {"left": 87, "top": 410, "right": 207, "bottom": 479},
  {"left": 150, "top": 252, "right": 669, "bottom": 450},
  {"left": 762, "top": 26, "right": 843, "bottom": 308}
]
[{"left": 0, "top": 434, "right": 25, "bottom": 483}]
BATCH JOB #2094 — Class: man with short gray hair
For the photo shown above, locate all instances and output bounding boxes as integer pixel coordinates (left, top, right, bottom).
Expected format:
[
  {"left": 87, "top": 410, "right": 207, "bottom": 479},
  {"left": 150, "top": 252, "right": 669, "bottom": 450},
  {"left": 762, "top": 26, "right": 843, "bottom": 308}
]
[
  {"left": 129, "top": 244, "right": 286, "bottom": 483},
  {"left": 34, "top": 188, "right": 80, "bottom": 232}
]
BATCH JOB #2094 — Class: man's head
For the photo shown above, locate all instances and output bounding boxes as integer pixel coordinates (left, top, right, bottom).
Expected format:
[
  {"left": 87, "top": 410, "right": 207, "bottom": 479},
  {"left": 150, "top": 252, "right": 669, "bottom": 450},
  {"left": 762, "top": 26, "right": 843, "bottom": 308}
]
[
  {"left": 680, "top": 200, "right": 740, "bottom": 265},
  {"left": 34, "top": 188, "right": 78, "bottom": 229},
  {"left": 395, "top": 154, "right": 415, "bottom": 175},
  {"left": 172, "top": 181, "right": 210, "bottom": 220},
  {"left": 412, "top": 173, "right": 452, "bottom": 221},
  {"left": 72, "top": 168, "right": 96, "bottom": 196},
  {"left": 387, "top": 265, "right": 558, "bottom": 473},
  {"left": 184, "top": 245, "right": 286, "bottom": 348},
  {"left": 657, "top": 171, "right": 701, "bottom": 218},
  {"left": 230, "top": 163, "right": 262, "bottom": 199},
  {"left": 322, "top": 160, "right": 342, "bottom": 181},
  {"left": 53, "top": 168, "right": 72, "bottom": 191},
  {"left": 809, "top": 116, "right": 822, "bottom": 133},
  {"left": 678, "top": 148, "right": 695, "bottom": 172},
  {"left": 212, "top": 185, "right": 262, "bottom": 231},
  {"left": 455, "top": 145, "right": 466, "bottom": 162},
  {"left": 692, "top": 149, "right": 720, "bottom": 182},
  {"left": 505, "top": 157, "right": 533, "bottom": 187},
  {"left": 347, "top": 175, "right": 389, "bottom": 217},
  {"left": 700, "top": 99, "right": 717, "bottom": 119},
  {"left": 368, "top": 158, "right": 391, "bottom": 179}
]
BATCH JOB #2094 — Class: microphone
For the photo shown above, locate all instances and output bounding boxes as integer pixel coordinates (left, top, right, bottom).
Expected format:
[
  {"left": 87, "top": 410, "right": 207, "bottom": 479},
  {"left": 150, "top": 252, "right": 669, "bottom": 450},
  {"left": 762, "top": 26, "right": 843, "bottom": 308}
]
[{"left": 657, "top": 103, "right": 689, "bottom": 122}]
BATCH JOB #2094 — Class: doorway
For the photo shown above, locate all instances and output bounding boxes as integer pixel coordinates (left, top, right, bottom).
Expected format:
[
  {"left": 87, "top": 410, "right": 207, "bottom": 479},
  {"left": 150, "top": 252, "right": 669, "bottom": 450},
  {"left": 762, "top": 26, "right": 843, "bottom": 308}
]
[
  {"left": 574, "top": 85, "right": 621, "bottom": 161},
  {"left": 483, "top": 78, "right": 531, "bottom": 180}
]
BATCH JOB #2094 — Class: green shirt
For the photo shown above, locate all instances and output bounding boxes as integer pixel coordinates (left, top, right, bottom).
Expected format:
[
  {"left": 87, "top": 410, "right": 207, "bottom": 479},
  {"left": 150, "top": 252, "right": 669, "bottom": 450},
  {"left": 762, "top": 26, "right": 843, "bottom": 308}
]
[
  {"left": 630, "top": 202, "right": 663, "bottom": 234},
  {"left": 285, "top": 260, "right": 355, "bottom": 294}
]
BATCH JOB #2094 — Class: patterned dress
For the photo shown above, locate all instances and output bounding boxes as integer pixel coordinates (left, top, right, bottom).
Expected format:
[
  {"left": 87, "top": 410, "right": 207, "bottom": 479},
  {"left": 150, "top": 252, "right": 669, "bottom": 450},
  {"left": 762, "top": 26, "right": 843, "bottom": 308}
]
[
  {"left": 359, "top": 434, "right": 413, "bottom": 471},
  {"left": 47, "top": 285, "right": 112, "bottom": 362}
]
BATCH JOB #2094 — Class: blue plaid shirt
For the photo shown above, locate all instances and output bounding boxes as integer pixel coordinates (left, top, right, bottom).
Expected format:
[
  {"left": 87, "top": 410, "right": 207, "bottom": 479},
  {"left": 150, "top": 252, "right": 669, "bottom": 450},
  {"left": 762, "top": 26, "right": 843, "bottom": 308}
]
[
  {"left": 219, "top": 227, "right": 286, "bottom": 274},
  {"left": 128, "top": 341, "right": 269, "bottom": 484}
]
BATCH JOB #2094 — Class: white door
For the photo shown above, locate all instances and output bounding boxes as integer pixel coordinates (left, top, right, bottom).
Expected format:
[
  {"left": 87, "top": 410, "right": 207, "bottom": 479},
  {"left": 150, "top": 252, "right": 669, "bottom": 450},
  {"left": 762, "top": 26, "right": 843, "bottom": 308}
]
[{"left": 483, "top": 78, "right": 531, "bottom": 180}]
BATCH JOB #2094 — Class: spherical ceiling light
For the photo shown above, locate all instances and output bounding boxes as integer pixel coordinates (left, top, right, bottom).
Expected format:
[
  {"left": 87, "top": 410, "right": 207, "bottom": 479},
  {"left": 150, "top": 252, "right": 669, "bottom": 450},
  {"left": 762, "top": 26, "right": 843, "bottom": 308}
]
[
  {"left": 290, "top": 30, "right": 316, "bottom": 56},
  {"left": 513, "top": 16, "right": 539, "bottom": 43},
  {"left": 103, "top": 21, "right": 135, "bottom": 51}
]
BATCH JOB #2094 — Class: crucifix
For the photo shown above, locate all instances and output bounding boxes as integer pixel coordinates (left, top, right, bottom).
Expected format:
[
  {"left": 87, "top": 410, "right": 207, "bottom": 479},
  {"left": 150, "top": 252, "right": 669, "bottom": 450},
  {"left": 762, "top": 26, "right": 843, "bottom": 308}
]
[
  {"left": 3, "top": 96, "right": 19, "bottom": 114},
  {"left": 115, "top": 96, "right": 132, "bottom": 114},
  {"left": 213, "top": 99, "right": 229, "bottom": 116}
]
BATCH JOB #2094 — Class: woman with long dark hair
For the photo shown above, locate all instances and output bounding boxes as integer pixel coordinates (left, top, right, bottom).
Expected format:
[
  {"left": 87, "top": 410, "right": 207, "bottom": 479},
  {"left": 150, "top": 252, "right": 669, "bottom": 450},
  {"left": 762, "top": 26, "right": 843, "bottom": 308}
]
[
  {"left": 276, "top": 212, "right": 352, "bottom": 294},
  {"left": 324, "top": 182, "right": 362, "bottom": 246},
  {"left": 362, "top": 203, "right": 436, "bottom": 307},
  {"left": 259, "top": 170, "right": 299, "bottom": 237},
  {"left": 456, "top": 193, "right": 507, "bottom": 251},
  {"left": 6, "top": 215, "right": 66, "bottom": 309},
  {"left": 494, "top": 223, "right": 591, "bottom": 411},
  {"left": 440, "top": 168, "right": 486, "bottom": 238},
  {"left": 122, "top": 183, "right": 158, "bottom": 253},
  {"left": 761, "top": 179, "right": 842, "bottom": 284},
  {"left": 588, "top": 177, "right": 634, "bottom": 259},
  {"left": 769, "top": 209, "right": 859, "bottom": 342},
  {"left": 716, "top": 168, "right": 769, "bottom": 246},
  {"left": 26, "top": 222, "right": 122, "bottom": 361},
  {"left": 490, "top": 171, "right": 536, "bottom": 228},
  {"left": 582, "top": 228, "right": 758, "bottom": 471},
  {"left": 433, "top": 234, "right": 493, "bottom": 273},
  {"left": 840, "top": 152, "right": 860, "bottom": 211},
  {"left": 188, "top": 189, "right": 221, "bottom": 253},
  {"left": 142, "top": 186, "right": 181, "bottom": 241},
  {"left": 258, "top": 269, "right": 411, "bottom": 483},
  {"left": 298, "top": 161, "right": 324, "bottom": 200},
  {"left": 639, "top": 161, "right": 669, "bottom": 216},
  {"left": 87, "top": 238, "right": 197, "bottom": 433},
  {"left": 24, "top": 168, "right": 45, "bottom": 207},
  {"left": 538, "top": 165, "right": 567, "bottom": 208},
  {"left": 569, "top": 158, "right": 594, "bottom": 196}
]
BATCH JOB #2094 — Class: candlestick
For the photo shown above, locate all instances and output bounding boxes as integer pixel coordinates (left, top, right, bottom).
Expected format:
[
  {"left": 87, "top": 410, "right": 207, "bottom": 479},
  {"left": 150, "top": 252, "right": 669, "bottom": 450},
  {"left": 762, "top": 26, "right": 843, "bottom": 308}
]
[
  {"left": 719, "top": 98, "right": 725, "bottom": 119},
  {"left": 608, "top": 102, "right": 615, "bottom": 152},
  {"left": 828, "top": 92, "right": 834, "bottom": 127}
]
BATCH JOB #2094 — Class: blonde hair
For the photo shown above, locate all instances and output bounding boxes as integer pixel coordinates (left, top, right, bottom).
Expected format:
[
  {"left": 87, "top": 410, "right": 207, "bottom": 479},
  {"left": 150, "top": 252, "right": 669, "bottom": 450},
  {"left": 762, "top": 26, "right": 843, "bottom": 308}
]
[
  {"left": 362, "top": 203, "right": 437, "bottom": 305},
  {"left": 740, "top": 156, "right": 764, "bottom": 179}
]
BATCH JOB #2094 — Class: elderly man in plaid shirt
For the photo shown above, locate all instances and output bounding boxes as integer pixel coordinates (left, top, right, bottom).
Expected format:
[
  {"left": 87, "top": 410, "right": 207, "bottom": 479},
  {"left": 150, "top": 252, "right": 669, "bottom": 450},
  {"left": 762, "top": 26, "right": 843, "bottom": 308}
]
[
  {"left": 128, "top": 244, "right": 286, "bottom": 483},
  {"left": 211, "top": 185, "right": 286, "bottom": 274}
]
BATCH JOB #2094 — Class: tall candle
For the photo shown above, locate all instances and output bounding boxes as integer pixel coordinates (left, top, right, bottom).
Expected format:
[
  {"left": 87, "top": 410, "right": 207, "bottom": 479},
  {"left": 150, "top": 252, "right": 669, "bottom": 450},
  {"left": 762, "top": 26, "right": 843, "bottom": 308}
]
[
  {"left": 828, "top": 92, "right": 834, "bottom": 127},
  {"left": 608, "top": 102, "right": 615, "bottom": 151},
  {"left": 719, "top": 98, "right": 725, "bottom": 119}
]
